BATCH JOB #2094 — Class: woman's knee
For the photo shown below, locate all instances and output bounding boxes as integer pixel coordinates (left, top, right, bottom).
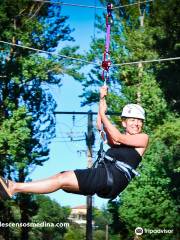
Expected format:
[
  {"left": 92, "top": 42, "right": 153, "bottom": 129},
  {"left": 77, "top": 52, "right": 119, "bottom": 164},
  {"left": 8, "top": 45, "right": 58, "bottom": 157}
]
[{"left": 58, "top": 171, "right": 78, "bottom": 188}]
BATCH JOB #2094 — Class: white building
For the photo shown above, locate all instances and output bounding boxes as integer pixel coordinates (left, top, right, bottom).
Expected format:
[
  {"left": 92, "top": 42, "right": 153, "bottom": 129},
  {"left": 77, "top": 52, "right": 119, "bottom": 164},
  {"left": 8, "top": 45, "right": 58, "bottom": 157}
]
[{"left": 69, "top": 205, "right": 87, "bottom": 225}]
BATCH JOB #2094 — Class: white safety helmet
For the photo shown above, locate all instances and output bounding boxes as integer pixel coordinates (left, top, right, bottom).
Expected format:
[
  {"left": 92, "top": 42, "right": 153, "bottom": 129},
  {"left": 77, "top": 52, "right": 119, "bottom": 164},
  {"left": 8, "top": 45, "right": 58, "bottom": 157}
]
[{"left": 121, "top": 104, "right": 145, "bottom": 120}]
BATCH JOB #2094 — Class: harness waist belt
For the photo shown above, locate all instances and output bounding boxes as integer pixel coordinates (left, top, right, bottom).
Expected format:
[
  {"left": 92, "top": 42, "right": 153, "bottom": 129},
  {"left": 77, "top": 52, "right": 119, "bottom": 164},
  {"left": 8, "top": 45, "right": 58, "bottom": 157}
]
[{"left": 104, "top": 154, "right": 140, "bottom": 181}]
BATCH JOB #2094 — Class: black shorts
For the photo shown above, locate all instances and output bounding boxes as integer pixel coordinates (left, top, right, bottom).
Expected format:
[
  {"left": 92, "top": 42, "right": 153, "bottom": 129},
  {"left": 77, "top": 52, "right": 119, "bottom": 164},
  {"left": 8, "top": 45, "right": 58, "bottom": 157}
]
[{"left": 64, "top": 162, "right": 129, "bottom": 199}]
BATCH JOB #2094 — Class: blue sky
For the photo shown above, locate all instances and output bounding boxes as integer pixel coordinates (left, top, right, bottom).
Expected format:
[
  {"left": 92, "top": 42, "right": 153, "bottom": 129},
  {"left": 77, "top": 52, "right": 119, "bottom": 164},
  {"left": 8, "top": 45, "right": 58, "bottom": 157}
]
[{"left": 30, "top": 0, "right": 110, "bottom": 209}]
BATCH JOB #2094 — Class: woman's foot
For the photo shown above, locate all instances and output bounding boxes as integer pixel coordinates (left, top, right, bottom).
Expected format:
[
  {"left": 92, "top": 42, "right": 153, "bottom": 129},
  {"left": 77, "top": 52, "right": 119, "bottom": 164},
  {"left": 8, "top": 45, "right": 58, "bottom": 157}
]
[{"left": 0, "top": 177, "right": 13, "bottom": 199}]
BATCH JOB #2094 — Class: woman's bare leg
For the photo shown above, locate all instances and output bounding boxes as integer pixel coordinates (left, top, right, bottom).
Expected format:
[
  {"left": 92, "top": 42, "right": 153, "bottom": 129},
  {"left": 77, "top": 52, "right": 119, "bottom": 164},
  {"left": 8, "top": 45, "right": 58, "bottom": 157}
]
[{"left": 9, "top": 171, "right": 79, "bottom": 196}]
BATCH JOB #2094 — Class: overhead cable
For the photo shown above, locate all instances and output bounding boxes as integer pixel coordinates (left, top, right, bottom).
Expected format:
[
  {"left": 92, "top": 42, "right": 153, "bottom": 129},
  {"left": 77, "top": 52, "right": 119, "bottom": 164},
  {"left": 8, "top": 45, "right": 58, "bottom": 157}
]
[
  {"left": 112, "top": 0, "right": 154, "bottom": 9},
  {"left": 0, "top": 40, "right": 180, "bottom": 67},
  {"left": 33, "top": 0, "right": 154, "bottom": 9},
  {"left": 113, "top": 57, "right": 180, "bottom": 66},
  {"left": 33, "top": 0, "right": 105, "bottom": 9},
  {"left": 0, "top": 40, "right": 98, "bottom": 66}
]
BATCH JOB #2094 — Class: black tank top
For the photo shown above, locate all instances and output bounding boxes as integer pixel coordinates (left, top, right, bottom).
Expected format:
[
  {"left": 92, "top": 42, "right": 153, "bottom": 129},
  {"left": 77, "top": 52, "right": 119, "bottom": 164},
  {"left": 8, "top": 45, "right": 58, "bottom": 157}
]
[{"left": 106, "top": 144, "right": 142, "bottom": 169}]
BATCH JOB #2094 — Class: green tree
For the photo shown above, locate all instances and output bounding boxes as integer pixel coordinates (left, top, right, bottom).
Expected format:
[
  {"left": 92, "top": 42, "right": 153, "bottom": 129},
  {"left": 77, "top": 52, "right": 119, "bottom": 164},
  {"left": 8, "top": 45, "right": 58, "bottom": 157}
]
[
  {"left": 120, "top": 119, "right": 180, "bottom": 240},
  {"left": 63, "top": 225, "right": 85, "bottom": 240},
  {"left": 0, "top": 1, "right": 82, "bottom": 239},
  {"left": 149, "top": 0, "right": 180, "bottom": 112},
  {"left": 93, "top": 206, "right": 111, "bottom": 230},
  {"left": 0, "top": 195, "right": 70, "bottom": 240},
  {"left": 93, "top": 230, "right": 106, "bottom": 240},
  {"left": 107, "top": 200, "right": 127, "bottom": 239},
  {"left": 29, "top": 195, "right": 70, "bottom": 240},
  {"left": 80, "top": 0, "right": 179, "bottom": 239}
]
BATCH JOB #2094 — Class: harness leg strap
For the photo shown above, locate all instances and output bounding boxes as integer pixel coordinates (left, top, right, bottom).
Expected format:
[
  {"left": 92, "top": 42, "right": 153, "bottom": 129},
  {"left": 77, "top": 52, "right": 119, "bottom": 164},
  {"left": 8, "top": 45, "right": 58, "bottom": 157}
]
[{"left": 103, "top": 161, "right": 114, "bottom": 190}]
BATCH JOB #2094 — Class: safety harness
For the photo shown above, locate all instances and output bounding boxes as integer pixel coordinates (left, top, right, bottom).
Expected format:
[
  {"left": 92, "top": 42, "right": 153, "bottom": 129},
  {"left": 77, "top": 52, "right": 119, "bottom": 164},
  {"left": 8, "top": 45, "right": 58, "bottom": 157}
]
[
  {"left": 94, "top": 4, "right": 140, "bottom": 199},
  {"left": 92, "top": 138, "right": 140, "bottom": 199}
]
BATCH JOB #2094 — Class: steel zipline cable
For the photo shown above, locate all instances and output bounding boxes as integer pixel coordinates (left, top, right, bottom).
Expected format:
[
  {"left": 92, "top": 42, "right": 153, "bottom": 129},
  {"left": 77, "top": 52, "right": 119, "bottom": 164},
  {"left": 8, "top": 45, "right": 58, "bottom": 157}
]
[
  {"left": 33, "top": 0, "right": 154, "bottom": 10},
  {"left": 0, "top": 40, "right": 180, "bottom": 67},
  {"left": 0, "top": 40, "right": 99, "bottom": 66},
  {"left": 0, "top": 40, "right": 180, "bottom": 66},
  {"left": 112, "top": 57, "right": 180, "bottom": 66},
  {"left": 112, "top": 0, "right": 154, "bottom": 9}
]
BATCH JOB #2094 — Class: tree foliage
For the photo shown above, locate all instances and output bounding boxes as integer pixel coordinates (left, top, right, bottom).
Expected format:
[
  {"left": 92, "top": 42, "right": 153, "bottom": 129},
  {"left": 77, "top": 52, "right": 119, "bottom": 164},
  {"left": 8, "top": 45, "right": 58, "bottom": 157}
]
[
  {"left": 0, "top": 1, "right": 81, "bottom": 239},
  {"left": 0, "top": 195, "right": 70, "bottom": 240},
  {"left": 149, "top": 0, "right": 180, "bottom": 112},
  {"left": 0, "top": 0, "right": 80, "bottom": 170},
  {"left": 120, "top": 127, "right": 180, "bottom": 239},
  {"left": 29, "top": 195, "right": 70, "bottom": 240},
  {"left": 63, "top": 225, "right": 85, "bottom": 240},
  {"left": 80, "top": 0, "right": 180, "bottom": 239}
]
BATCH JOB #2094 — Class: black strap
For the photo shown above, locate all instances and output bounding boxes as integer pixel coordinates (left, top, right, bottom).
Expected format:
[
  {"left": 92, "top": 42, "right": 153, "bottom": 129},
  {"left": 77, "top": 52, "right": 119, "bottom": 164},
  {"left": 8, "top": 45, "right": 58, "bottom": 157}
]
[
  {"left": 93, "top": 141, "right": 114, "bottom": 199},
  {"left": 101, "top": 160, "right": 113, "bottom": 189}
]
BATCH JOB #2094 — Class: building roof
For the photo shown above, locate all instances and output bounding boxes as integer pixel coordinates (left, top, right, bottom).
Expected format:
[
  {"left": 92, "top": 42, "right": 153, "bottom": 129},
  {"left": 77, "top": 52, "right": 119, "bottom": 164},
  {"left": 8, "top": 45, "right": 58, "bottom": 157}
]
[{"left": 71, "top": 205, "right": 87, "bottom": 209}]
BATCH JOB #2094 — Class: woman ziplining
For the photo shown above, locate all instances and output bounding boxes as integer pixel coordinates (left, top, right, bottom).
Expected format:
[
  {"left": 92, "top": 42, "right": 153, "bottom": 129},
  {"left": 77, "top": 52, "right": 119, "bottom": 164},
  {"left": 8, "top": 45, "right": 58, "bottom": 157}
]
[
  {"left": 0, "top": 3, "right": 149, "bottom": 200},
  {"left": 0, "top": 85, "right": 149, "bottom": 200}
]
